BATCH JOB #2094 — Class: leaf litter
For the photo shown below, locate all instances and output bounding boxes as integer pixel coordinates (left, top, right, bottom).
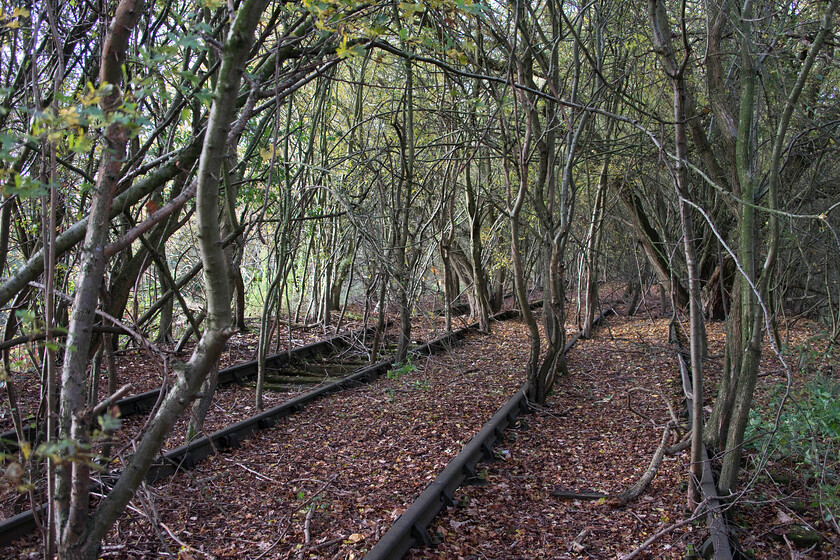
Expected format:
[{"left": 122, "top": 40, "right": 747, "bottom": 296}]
[{"left": 2, "top": 306, "right": 839, "bottom": 559}]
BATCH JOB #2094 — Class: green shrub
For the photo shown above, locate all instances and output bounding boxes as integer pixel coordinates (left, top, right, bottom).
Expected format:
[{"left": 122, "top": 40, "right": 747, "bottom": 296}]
[
  {"left": 746, "top": 375, "right": 840, "bottom": 520},
  {"left": 386, "top": 357, "right": 417, "bottom": 380}
]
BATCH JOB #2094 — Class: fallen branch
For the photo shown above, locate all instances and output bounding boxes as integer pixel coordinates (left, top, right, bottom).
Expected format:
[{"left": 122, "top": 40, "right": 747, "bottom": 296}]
[
  {"left": 618, "top": 500, "right": 708, "bottom": 560},
  {"left": 612, "top": 421, "right": 675, "bottom": 506},
  {"left": 253, "top": 475, "right": 337, "bottom": 560},
  {"left": 570, "top": 526, "right": 592, "bottom": 553},
  {"left": 224, "top": 458, "right": 284, "bottom": 485},
  {"left": 554, "top": 414, "right": 683, "bottom": 507},
  {"left": 297, "top": 506, "right": 317, "bottom": 560},
  {"left": 90, "top": 384, "right": 133, "bottom": 418},
  {"left": 551, "top": 489, "right": 607, "bottom": 500}
]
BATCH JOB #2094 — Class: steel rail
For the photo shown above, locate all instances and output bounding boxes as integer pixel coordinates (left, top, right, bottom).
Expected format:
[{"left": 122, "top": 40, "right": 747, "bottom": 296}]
[
  {"left": 0, "top": 309, "right": 528, "bottom": 546},
  {"left": 0, "top": 326, "right": 380, "bottom": 454},
  {"left": 0, "top": 326, "right": 380, "bottom": 544},
  {"left": 364, "top": 306, "right": 614, "bottom": 560}
]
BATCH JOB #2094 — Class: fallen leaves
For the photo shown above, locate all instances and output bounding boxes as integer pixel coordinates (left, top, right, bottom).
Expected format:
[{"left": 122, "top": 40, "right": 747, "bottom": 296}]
[
  {"left": 3, "top": 305, "right": 836, "bottom": 558},
  {"left": 345, "top": 533, "right": 365, "bottom": 544}
]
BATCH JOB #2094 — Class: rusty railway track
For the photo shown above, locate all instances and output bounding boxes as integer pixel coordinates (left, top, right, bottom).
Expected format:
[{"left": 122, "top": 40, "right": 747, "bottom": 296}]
[
  {"left": 364, "top": 306, "right": 613, "bottom": 560},
  {"left": 0, "top": 309, "right": 527, "bottom": 546}
]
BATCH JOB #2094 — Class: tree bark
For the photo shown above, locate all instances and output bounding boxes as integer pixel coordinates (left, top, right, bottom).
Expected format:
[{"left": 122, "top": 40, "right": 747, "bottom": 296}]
[
  {"left": 465, "top": 160, "right": 491, "bottom": 332},
  {"left": 55, "top": 0, "right": 271, "bottom": 556},
  {"left": 582, "top": 160, "right": 608, "bottom": 338},
  {"left": 55, "top": 1, "right": 145, "bottom": 554},
  {"left": 616, "top": 183, "right": 689, "bottom": 310},
  {"left": 648, "top": 0, "right": 706, "bottom": 507},
  {"left": 716, "top": 0, "right": 837, "bottom": 495}
]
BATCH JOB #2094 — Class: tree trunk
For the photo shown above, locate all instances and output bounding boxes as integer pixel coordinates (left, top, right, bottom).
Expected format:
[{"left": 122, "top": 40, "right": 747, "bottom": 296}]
[
  {"left": 55, "top": 1, "right": 144, "bottom": 554},
  {"left": 55, "top": 0, "right": 270, "bottom": 555},
  {"left": 714, "top": 0, "right": 836, "bottom": 495},
  {"left": 648, "top": 0, "right": 706, "bottom": 506},
  {"left": 155, "top": 265, "right": 175, "bottom": 343},
  {"left": 394, "top": 41, "right": 414, "bottom": 363},
  {"left": 616, "top": 183, "right": 689, "bottom": 310},
  {"left": 582, "top": 160, "right": 608, "bottom": 338},
  {"left": 465, "top": 160, "right": 491, "bottom": 332},
  {"left": 490, "top": 266, "right": 506, "bottom": 313}
]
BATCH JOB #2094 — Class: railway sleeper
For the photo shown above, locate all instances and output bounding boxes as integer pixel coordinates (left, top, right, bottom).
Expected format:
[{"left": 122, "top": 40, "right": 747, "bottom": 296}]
[
  {"left": 410, "top": 523, "right": 433, "bottom": 547},
  {"left": 216, "top": 433, "right": 239, "bottom": 450},
  {"left": 0, "top": 316, "right": 519, "bottom": 547}
]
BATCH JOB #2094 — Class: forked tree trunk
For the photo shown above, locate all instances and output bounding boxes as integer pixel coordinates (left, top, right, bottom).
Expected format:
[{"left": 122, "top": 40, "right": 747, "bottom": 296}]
[
  {"left": 53, "top": 0, "right": 269, "bottom": 556},
  {"left": 711, "top": 0, "right": 836, "bottom": 495}
]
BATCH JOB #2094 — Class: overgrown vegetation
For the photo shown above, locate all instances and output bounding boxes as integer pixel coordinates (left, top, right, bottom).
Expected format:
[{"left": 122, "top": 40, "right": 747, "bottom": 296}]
[
  {"left": 747, "top": 373, "right": 840, "bottom": 523},
  {"left": 1, "top": 0, "right": 840, "bottom": 556}
]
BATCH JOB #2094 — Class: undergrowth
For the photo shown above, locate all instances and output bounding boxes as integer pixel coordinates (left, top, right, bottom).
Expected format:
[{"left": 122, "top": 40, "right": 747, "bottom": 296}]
[{"left": 746, "top": 374, "right": 840, "bottom": 523}]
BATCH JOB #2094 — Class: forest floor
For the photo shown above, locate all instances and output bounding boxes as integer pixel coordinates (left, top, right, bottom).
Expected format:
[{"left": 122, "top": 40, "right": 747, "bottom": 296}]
[{"left": 1, "top": 296, "right": 839, "bottom": 559}]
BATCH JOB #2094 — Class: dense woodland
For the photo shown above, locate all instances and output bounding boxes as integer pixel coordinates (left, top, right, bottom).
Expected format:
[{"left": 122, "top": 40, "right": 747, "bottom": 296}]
[{"left": 0, "top": 0, "right": 839, "bottom": 558}]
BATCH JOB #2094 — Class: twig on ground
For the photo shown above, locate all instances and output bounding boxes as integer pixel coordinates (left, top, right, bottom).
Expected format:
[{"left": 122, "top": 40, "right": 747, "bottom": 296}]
[
  {"left": 618, "top": 501, "right": 708, "bottom": 560},
  {"left": 132, "top": 482, "right": 176, "bottom": 558},
  {"left": 224, "top": 458, "right": 284, "bottom": 485},
  {"left": 159, "top": 522, "right": 214, "bottom": 557},
  {"left": 296, "top": 504, "right": 317, "bottom": 559},
  {"left": 252, "top": 475, "right": 338, "bottom": 560},
  {"left": 570, "top": 527, "right": 592, "bottom": 553},
  {"left": 311, "top": 536, "right": 346, "bottom": 550}
]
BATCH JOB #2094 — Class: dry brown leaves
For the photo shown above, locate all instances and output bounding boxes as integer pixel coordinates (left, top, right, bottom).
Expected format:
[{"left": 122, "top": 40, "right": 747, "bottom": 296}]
[{"left": 3, "top": 306, "right": 839, "bottom": 559}]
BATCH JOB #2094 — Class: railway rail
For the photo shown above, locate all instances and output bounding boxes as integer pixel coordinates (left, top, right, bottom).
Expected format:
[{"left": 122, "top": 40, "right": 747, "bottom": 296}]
[
  {"left": 0, "top": 308, "right": 524, "bottom": 546},
  {"left": 0, "top": 325, "right": 381, "bottom": 455},
  {"left": 366, "top": 307, "right": 736, "bottom": 560},
  {"left": 364, "top": 306, "right": 615, "bottom": 560}
]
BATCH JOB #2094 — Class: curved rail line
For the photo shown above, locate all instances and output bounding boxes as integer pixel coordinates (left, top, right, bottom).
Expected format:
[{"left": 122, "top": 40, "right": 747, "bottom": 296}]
[{"left": 0, "top": 308, "right": 526, "bottom": 546}]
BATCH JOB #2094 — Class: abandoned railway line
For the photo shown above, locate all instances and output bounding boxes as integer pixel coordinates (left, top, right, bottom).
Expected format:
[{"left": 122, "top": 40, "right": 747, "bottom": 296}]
[
  {"left": 0, "top": 308, "right": 524, "bottom": 549},
  {"left": 0, "top": 325, "right": 381, "bottom": 455},
  {"left": 0, "top": 305, "right": 803, "bottom": 559}
]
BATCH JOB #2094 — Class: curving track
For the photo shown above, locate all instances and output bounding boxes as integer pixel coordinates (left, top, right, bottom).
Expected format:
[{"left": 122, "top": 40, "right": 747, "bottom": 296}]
[{"left": 0, "top": 310, "right": 523, "bottom": 548}]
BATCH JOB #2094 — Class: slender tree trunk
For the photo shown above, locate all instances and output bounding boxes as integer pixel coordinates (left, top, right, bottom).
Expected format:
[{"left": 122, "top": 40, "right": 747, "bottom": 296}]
[
  {"left": 648, "top": 0, "right": 705, "bottom": 506},
  {"left": 503, "top": 97, "right": 541, "bottom": 402},
  {"left": 55, "top": 0, "right": 270, "bottom": 555},
  {"left": 55, "top": 3, "right": 144, "bottom": 553},
  {"left": 440, "top": 190, "right": 456, "bottom": 332},
  {"left": 395, "top": 43, "right": 414, "bottom": 363},
  {"left": 715, "top": 0, "right": 836, "bottom": 495},
  {"left": 371, "top": 268, "right": 388, "bottom": 361},
  {"left": 257, "top": 246, "right": 288, "bottom": 409},
  {"left": 155, "top": 245, "right": 175, "bottom": 343},
  {"left": 465, "top": 160, "right": 491, "bottom": 332},
  {"left": 582, "top": 160, "right": 608, "bottom": 338}
]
